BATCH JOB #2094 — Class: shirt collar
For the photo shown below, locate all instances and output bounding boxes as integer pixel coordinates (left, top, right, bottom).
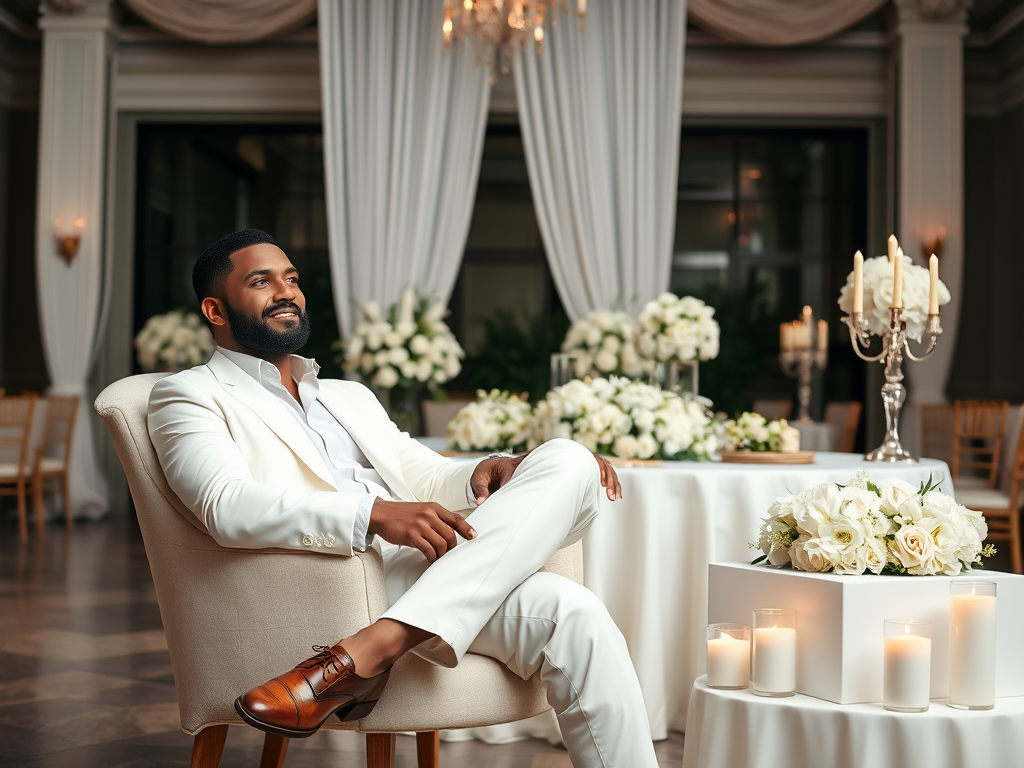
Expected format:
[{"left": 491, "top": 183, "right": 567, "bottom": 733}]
[{"left": 216, "top": 346, "right": 320, "bottom": 386}]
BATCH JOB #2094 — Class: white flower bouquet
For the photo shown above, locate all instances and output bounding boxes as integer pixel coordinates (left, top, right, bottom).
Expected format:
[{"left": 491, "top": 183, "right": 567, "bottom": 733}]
[
  {"left": 724, "top": 412, "right": 800, "bottom": 453},
  {"left": 447, "top": 389, "right": 535, "bottom": 453},
  {"left": 635, "top": 293, "right": 720, "bottom": 364},
  {"left": 534, "top": 376, "right": 718, "bottom": 461},
  {"left": 340, "top": 287, "right": 465, "bottom": 390},
  {"left": 752, "top": 472, "right": 995, "bottom": 576},
  {"left": 134, "top": 310, "right": 215, "bottom": 372},
  {"left": 837, "top": 253, "right": 951, "bottom": 341},
  {"left": 560, "top": 309, "right": 647, "bottom": 379}
]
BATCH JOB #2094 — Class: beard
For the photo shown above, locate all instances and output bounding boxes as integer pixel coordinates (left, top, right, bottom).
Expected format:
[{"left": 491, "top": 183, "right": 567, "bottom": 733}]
[{"left": 225, "top": 299, "right": 312, "bottom": 357}]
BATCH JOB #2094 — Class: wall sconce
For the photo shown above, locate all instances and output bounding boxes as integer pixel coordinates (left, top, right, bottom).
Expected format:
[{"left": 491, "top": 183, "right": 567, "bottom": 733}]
[
  {"left": 920, "top": 225, "right": 946, "bottom": 261},
  {"left": 54, "top": 218, "right": 83, "bottom": 266}
]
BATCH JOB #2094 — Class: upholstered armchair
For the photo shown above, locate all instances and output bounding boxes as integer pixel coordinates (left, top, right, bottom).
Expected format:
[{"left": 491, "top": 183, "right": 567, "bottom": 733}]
[{"left": 95, "top": 374, "right": 581, "bottom": 768}]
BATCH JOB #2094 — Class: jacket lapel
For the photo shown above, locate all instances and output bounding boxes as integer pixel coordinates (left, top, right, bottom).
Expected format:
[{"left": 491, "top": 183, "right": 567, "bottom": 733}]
[
  {"left": 316, "top": 388, "right": 416, "bottom": 501},
  {"left": 206, "top": 352, "right": 338, "bottom": 490}
]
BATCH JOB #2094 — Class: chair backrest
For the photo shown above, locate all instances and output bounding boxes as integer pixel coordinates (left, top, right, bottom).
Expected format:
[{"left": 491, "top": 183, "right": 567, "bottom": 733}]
[
  {"left": 823, "top": 401, "right": 862, "bottom": 453},
  {"left": 921, "top": 402, "right": 954, "bottom": 465},
  {"left": 422, "top": 394, "right": 476, "bottom": 438},
  {"left": 37, "top": 395, "right": 79, "bottom": 467},
  {"left": 999, "top": 405, "right": 1024, "bottom": 503},
  {"left": 952, "top": 400, "right": 1008, "bottom": 485},
  {"left": 0, "top": 394, "right": 37, "bottom": 479},
  {"left": 752, "top": 398, "right": 793, "bottom": 421}
]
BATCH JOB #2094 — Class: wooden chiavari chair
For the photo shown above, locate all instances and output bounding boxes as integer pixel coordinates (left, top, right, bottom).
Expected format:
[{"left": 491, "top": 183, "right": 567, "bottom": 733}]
[
  {"left": 31, "top": 395, "right": 79, "bottom": 535},
  {"left": 951, "top": 400, "right": 1008, "bottom": 489},
  {"left": 823, "top": 401, "right": 862, "bottom": 453},
  {"left": 0, "top": 393, "right": 38, "bottom": 541}
]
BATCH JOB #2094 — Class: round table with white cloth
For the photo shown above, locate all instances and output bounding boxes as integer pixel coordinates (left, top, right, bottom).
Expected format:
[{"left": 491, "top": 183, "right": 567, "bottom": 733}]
[
  {"left": 682, "top": 675, "right": 1024, "bottom": 768},
  {"left": 442, "top": 452, "right": 953, "bottom": 744},
  {"left": 792, "top": 421, "right": 837, "bottom": 451}
]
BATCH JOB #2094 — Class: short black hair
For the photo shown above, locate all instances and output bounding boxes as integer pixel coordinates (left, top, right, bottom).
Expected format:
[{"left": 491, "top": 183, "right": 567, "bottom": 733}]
[{"left": 192, "top": 228, "right": 277, "bottom": 304}]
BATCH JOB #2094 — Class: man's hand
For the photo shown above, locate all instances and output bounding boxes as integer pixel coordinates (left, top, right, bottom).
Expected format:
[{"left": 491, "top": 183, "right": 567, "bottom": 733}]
[
  {"left": 470, "top": 450, "right": 623, "bottom": 505},
  {"left": 369, "top": 499, "right": 476, "bottom": 563}
]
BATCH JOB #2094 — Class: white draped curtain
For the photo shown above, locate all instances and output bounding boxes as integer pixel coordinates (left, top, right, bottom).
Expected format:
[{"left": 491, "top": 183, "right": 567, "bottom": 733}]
[
  {"left": 513, "top": 0, "right": 688, "bottom": 322},
  {"left": 317, "top": 0, "right": 491, "bottom": 336},
  {"left": 688, "top": 0, "right": 888, "bottom": 46},
  {"left": 119, "top": 0, "right": 316, "bottom": 44}
]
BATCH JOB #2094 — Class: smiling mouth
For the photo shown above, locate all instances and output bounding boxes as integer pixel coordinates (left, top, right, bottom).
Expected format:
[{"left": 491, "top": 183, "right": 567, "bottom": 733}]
[{"left": 266, "top": 307, "right": 300, "bottom": 320}]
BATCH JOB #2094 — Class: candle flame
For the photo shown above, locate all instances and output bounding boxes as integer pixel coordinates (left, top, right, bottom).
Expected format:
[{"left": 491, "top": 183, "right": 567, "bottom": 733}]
[{"left": 904, "top": 624, "right": 910, "bottom": 634}]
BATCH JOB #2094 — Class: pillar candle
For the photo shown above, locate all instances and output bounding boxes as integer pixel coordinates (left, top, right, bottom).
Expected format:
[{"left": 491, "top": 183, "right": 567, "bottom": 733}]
[
  {"left": 929, "top": 254, "right": 939, "bottom": 315},
  {"left": 884, "top": 632, "right": 931, "bottom": 711},
  {"left": 949, "top": 592, "right": 997, "bottom": 708},
  {"left": 752, "top": 626, "right": 796, "bottom": 694},
  {"left": 817, "top": 319, "right": 828, "bottom": 351},
  {"left": 892, "top": 253, "right": 904, "bottom": 309},
  {"left": 853, "top": 250, "right": 864, "bottom": 314},
  {"left": 707, "top": 633, "right": 751, "bottom": 688},
  {"left": 887, "top": 234, "right": 898, "bottom": 263}
]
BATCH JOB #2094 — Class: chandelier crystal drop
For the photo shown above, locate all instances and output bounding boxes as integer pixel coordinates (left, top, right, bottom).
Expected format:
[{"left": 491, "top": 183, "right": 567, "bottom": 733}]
[{"left": 442, "top": 0, "right": 586, "bottom": 83}]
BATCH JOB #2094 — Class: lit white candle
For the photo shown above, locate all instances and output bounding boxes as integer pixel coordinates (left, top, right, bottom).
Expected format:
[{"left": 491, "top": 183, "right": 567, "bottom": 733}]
[
  {"left": 707, "top": 633, "right": 751, "bottom": 689},
  {"left": 891, "top": 252, "right": 904, "bottom": 309},
  {"left": 929, "top": 254, "right": 939, "bottom": 315},
  {"left": 853, "top": 250, "right": 864, "bottom": 314},
  {"left": 752, "top": 626, "right": 796, "bottom": 695},
  {"left": 949, "top": 590, "right": 997, "bottom": 709},
  {"left": 887, "top": 234, "right": 898, "bottom": 263},
  {"left": 884, "top": 629, "right": 931, "bottom": 711}
]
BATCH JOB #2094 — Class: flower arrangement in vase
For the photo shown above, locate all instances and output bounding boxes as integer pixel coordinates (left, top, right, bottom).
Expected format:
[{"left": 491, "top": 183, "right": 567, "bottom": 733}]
[
  {"left": 560, "top": 309, "right": 647, "bottom": 380},
  {"left": 447, "top": 389, "right": 535, "bottom": 453},
  {"left": 723, "top": 412, "right": 800, "bottom": 454},
  {"left": 134, "top": 310, "right": 215, "bottom": 372}
]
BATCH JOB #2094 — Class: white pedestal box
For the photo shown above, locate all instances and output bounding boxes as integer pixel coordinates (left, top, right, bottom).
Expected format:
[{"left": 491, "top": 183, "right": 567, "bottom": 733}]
[{"left": 707, "top": 563, "right": 1024, "bottom": 705}]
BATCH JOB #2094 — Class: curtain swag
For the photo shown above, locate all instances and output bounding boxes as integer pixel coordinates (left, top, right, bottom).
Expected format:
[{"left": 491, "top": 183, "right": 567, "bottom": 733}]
[
  {"left": 688, "top": 0, "right": 888, "bottom": 46},
  {"left": 120, "top": 0, "right": 316, "bottom": 44}
]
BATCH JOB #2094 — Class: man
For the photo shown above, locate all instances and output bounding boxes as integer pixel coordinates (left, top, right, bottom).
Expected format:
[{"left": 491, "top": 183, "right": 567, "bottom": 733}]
[{"left": 148, "top": 229, "right": 658, "bottom": 767}]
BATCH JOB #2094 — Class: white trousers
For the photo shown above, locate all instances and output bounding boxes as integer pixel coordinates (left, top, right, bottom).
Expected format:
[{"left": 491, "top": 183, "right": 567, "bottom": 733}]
[{"left": 380, "top": 439, "right": 658, "bottom": 768}]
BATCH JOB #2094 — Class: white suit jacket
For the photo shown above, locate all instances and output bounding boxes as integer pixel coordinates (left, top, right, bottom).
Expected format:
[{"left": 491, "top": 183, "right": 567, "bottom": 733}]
[{"left": 147, "top": 350, "right": 478, "bottom": 556}]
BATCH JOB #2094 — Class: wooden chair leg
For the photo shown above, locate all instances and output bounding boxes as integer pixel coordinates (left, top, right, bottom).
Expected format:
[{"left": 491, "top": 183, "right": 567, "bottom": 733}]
[
  {"left": 16, "top": 480, "right": 28, "bottom": 542},
  {"left": 416, "top": 731, "right": 440, "bottom": 768},
  {"left": 62, "top": 472, "right": 73, "bottom": 531},
  {"left": 366, "top": 733, "right": 397, "bottom": 768},
  {"left": 33, "top": 473, "right": 45, "bottom": 540},
  {"left": 190, "top": 724, "right": 228, "bottom": 768},
  {"left": 1011, "top": 509, "right": 1022, "bottom": 575},
  {"left": 259, "top": 733, "right": 289, "bottom": 768}
]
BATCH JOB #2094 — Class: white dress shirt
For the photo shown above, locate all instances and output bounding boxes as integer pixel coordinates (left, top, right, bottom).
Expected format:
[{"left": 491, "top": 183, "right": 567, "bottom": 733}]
[{"left": 217, "top": 347, "right": 386, "bottom": 550}]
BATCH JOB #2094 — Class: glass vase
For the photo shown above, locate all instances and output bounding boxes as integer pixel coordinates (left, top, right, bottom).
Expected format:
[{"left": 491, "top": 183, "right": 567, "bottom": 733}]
[{"left": 387, "top": 385, "right": 423, "bottom": 437}]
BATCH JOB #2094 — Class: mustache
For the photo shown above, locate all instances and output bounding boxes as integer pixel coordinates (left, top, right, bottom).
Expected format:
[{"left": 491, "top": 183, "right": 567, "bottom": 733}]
[{"left": 263, "top": 301, "right": 302, "bottom": 320}]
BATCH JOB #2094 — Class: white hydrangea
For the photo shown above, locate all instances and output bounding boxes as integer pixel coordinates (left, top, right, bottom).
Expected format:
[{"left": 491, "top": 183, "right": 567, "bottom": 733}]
[
  {"left": 447, "top": 390, "right": 535, "bottom": 453},
  {"left": 635, "top": 293, "right": 720, "bottom": 364},
  {"left": 533, "top": 376, "right": 717, "bottom": 461},
  {"left": 337, "top": 287, "right": 464, "bottom": 391},
  {"left": 752, "top": 474, "right": 993, "bottom": 576},
  {"left": 134, "top": 310, "right": 215, "bottom": 372},
  {"left": 837, "top": 253, "right": 951, "bottom": 341},
  {"left": 560, "top": 309, "right": 648, "bottom": 379}
]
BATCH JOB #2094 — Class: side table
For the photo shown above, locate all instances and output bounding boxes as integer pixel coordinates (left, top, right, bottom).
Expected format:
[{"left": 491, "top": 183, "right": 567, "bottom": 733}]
[{"left": 682, "top": 675, "right": 1024, "bottom": 768}]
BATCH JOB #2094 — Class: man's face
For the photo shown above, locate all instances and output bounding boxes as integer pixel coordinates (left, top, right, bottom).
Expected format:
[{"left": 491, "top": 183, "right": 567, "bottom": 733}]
[{"left": 217, "top": 243, "right": 312, "bottom": 357}]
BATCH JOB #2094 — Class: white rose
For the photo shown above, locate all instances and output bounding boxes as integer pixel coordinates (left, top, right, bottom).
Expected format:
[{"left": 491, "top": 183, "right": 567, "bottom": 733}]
[
  {"left": 892, "top": 523, "right": 938, "bottom": 575},
  {"left": 613, "top": 435, "right": 639, "bottom": 458},
  {"left": 790, "top": 535, "right": 830, "bottom": 572},
  {"left": 779, "top": 427, "right": 800, "bottom": 453},
  {"left": 595, "top": 350, "right": 618, "bottom": 373},
  {"left": 878, "top": 478, "right": 918, "bottom": 516},
  {"left": 372, "top": 365, "right": 399, "bottom": 388},
  {"left": 387, "top": 346, "right": 409, "bottom": 365}
]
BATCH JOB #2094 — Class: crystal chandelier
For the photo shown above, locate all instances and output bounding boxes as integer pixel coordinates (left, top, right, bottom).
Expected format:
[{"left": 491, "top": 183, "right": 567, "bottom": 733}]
[{"left": 442, "top": 0, "right": 587, "bottom": 83}]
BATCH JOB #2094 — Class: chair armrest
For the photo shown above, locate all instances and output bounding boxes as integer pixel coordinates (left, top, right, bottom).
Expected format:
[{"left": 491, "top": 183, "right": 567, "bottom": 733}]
[{"left": 540, "top": 539, "right": 584, "bottom": 584}]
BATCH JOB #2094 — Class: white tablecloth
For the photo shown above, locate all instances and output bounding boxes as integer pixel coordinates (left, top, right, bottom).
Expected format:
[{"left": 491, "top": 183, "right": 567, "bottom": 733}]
[
  {"left": 683, "top": 676, "right": 1024, "bottom": 768},
  {"left": 792, "top": 421, "right": 837, "bottom": 451},
  {"left": 445, "top": 453, "right": 953, "bottom": 744}
]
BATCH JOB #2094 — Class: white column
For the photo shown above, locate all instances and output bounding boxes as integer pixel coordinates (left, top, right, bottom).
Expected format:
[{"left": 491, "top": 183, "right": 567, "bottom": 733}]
[
  {"left": 890, "top": 0, "right": 968, "bottom": 457},
  {"left": 35, "top": 0, "right": 114, "bottom": 519}
]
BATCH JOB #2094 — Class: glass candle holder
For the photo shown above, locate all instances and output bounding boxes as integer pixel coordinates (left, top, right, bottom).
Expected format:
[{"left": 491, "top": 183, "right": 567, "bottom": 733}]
[
  {"left": 751, "top": 608, "right": 797, "bottom": 697},
  {"left": 707, "top": 624, "right": 750, "bottom": 689},
  {"left": 949, "top": 581, "right": 997, "bottom": 710},
  {"left": 883, "top": 619, "right": 932, "bottom": 713}
]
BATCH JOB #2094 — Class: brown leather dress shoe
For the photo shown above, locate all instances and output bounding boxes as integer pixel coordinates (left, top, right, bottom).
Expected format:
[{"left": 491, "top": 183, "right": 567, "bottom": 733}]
[{"left": 234, "top": 644, "right": 390, "bottom": 738}]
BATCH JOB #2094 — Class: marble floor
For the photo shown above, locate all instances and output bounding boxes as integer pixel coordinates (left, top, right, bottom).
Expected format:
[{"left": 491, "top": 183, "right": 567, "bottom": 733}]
[{"left": 0, "top": 512, "right": 685, "bottom": 767}]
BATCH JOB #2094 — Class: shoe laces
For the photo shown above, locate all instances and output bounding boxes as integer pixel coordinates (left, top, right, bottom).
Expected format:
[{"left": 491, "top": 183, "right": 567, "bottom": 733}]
[{"left": 305, "top": 645, "right": 349, "bottom": 678}]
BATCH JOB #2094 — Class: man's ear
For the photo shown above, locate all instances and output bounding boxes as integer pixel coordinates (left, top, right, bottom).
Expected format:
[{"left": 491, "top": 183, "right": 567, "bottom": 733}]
[{"left": 201, "top": 297, "right": 228, "bottom": 328}]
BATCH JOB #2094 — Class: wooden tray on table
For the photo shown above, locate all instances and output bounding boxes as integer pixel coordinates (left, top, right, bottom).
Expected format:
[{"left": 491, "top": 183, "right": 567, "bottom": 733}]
[{"left": 718, "top": 450, "right": 816, "bottom": 465}]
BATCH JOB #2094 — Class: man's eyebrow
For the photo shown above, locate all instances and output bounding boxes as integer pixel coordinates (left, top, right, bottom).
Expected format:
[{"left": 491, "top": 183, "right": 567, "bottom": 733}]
[{"left": 242, "top": 267, "right": 299, "bottom": 281}]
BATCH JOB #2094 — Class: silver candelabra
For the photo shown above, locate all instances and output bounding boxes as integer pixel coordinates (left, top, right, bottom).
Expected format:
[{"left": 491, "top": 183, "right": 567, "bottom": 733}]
[
  {"left": 841, "top": 308, "right": 942, "bottom": 462},
  {"left": 779, "top": 349, "right": 827, "bottom": 424}
]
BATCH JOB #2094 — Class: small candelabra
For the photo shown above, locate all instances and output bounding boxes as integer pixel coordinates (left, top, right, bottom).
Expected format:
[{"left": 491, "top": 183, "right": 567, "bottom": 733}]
[
  {"left": 779, "top": 348, "right": 827, "bottom": 424},
  {"left": 779, "top": 307, "right": 828, "bottom": 424},
  {"left": 842, "top": 308, "right": 941, "bottom": 462}
]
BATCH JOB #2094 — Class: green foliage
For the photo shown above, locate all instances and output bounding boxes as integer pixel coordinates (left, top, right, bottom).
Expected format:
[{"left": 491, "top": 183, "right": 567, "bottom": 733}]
[
  {"left": 692, "top": 279, "right": 782, "bottom": 417},
  {"left": 466, "top": 310, "right": 570, "bottom": 402}
]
